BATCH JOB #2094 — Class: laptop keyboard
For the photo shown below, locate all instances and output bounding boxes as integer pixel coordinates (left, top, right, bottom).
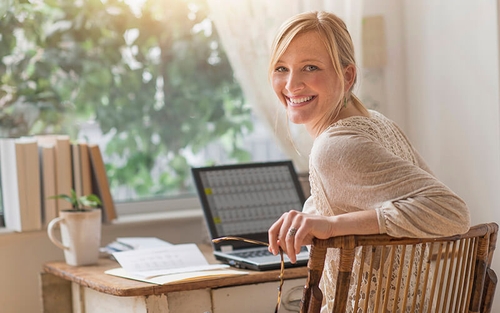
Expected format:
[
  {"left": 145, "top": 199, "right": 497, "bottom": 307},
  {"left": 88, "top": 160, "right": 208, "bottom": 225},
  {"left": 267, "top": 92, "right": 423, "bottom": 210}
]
[
  {"left": 233, "top": 249, "right": 273, "bottom": 259},
  {"left": 233, "top": 247, "right": 308, "bottom": 259}
]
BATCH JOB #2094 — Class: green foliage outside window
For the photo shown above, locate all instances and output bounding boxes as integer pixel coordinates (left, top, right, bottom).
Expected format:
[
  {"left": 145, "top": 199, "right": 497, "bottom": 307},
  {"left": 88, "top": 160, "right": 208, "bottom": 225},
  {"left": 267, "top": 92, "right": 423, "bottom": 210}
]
[{"left": 0, "top": 0, "right": 253, "bottom": 200}]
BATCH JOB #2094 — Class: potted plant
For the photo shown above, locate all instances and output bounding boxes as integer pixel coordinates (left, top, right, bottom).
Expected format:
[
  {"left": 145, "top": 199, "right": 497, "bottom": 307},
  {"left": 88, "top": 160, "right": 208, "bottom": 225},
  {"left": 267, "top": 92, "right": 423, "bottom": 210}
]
[
  {"left": 47, "top": 190, "right": 103, "bottom": 266},
  {"left": 51, "top": 189, "right": 102, "bottom": 212}
]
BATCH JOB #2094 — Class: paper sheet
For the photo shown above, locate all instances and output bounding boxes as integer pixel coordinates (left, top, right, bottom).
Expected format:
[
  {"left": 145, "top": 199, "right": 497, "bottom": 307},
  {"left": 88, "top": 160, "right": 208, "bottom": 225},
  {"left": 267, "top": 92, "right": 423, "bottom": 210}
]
[
  {"left": 116, "top": 237, "right": 172, "bottom": 250},
  {"left": 112, "top": 243, "right": 228, "bottom": 278}
]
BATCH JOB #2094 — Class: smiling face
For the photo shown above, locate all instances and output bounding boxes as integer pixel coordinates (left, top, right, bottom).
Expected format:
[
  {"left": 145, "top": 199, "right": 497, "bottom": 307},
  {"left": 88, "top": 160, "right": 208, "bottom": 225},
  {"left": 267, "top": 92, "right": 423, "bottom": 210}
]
[{"left": 271, "top": 31, "right": 353, "bottom": 137}]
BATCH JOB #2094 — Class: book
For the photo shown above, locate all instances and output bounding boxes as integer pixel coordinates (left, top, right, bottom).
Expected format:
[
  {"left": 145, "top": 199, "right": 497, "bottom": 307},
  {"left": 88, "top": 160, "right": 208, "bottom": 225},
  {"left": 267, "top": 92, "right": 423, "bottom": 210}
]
[
  {"left": 36, "top": 135, "right": 73, "bottom": 214},
  {"left": 88, "top": 144, "right": 117, "bottom": 223},
  {"left": 16, "top": 137, "right": 43, "bottom": 231},
  {"left": 39, "top": 143, "right": 58, "bottom": 227},
  {"left": 0, "top": 137, "right": 42, "bottom": 231},
  {"left": 105, "top": 267, "right": 246, "bottom": 285},
  {"left": 105, "top": 243, "right": 246, "bottom": 285},
  {"left": 78, "top": 142, "right": 93, "bottom": 197},
  {"left": 0, "top": 148, "right": 4, "bottom": 227},
  {"left": 71, "top": 142, "right": 83, "bottom": 197},
  {"left": 0, "top": 138, "right": 20, "bottom": 231}
]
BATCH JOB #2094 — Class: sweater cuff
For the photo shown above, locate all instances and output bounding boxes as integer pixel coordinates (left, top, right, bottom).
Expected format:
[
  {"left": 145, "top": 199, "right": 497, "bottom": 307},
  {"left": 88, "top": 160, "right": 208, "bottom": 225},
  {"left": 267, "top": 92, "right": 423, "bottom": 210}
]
[{"left": 375, "top": 207, "right": 387, "bottom": 234}]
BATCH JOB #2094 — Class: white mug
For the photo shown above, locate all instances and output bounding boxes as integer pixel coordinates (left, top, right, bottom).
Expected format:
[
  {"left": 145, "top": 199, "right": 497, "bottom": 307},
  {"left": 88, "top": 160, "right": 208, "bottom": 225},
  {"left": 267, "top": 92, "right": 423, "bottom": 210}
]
[{"left": 47, "top": 209, "right": 102, "bottom": 266}]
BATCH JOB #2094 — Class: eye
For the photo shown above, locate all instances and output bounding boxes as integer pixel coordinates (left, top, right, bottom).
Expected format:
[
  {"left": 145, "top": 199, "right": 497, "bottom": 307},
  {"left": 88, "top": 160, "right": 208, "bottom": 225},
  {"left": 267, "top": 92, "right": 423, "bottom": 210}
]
[
  {"left": 304, "top": 65, "right": 318, "bottom": 71},
  {"left": 274, "top": 66, "right": 288, "bottom": 72}
]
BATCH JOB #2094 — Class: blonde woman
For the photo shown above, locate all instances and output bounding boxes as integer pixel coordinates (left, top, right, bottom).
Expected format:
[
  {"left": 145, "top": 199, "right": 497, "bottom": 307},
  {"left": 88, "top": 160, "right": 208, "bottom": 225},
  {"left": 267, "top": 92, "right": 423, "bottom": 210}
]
[{"left": 267, "top": 11, "right": 470, "bottom": 312}]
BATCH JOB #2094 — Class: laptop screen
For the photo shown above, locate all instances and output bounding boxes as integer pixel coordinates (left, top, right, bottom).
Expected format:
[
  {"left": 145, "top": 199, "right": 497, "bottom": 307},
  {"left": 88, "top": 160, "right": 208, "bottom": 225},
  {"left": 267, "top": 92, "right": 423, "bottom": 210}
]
[{"left": 192, "top": 161, "right": 306, "bottom": 251}]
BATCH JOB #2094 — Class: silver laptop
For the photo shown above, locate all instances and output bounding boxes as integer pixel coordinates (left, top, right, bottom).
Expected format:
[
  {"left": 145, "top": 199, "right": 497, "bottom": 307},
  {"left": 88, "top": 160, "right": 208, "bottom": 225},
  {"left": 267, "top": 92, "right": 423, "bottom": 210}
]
[{"left": 191, "top": 161, "right": 309, "bottom": 271}]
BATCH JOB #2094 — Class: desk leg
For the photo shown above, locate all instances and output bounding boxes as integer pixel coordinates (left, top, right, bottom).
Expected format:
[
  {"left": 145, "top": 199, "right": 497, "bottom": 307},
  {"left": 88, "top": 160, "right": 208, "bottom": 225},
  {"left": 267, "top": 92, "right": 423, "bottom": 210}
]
[
  {"left": 39, "top": 272, "right": 73, "bottom": 313},
  {"left": 72, "top": 282, "right": 85, "bottom": 313}
]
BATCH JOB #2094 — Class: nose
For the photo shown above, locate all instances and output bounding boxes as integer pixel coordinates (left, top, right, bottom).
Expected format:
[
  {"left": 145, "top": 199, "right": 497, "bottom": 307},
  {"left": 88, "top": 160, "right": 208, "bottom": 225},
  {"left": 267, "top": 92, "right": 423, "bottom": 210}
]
[{"left": 285, "top": 71, "right": 304, "bottom": 93}]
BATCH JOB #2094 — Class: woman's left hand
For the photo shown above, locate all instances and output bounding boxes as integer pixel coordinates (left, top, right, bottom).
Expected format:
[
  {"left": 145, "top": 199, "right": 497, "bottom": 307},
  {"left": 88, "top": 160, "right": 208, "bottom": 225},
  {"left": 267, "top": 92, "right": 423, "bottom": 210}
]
[{"left": 268, "top": 210, "right": 336, "bottom": 263}]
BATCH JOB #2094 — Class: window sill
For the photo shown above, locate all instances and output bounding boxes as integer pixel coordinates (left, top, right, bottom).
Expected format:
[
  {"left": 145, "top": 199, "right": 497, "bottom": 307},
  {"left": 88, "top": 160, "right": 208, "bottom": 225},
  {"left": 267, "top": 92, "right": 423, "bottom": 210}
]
[
  {"left": 107, "top": 208, "right": 203, "bottom": 228},
  {"left": 0, "top": 208, "right": 204, "bottom": 237}
]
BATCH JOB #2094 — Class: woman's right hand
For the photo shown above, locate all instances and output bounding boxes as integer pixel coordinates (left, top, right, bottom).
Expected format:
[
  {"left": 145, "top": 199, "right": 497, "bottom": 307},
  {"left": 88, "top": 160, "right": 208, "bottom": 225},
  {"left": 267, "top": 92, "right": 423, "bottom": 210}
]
[
  {"left": 268, "top": 209, "right": 380, "bottom": 263},
  {"left": 267, "top": 210, "right": 336, "bottom": 263}
]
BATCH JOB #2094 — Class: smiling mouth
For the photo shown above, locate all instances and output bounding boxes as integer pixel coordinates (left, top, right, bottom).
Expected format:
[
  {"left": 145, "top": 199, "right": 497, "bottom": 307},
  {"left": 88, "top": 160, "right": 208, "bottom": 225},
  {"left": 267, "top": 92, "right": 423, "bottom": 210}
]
[{"left": 287, "top": 96, "right": 315, "bottom": 106}]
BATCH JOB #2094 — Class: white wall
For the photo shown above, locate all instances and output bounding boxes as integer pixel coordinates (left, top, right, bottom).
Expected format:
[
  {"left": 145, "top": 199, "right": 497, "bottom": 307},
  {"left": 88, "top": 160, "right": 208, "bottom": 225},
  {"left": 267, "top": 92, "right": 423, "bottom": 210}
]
[
  {"left": 403, "top": 1, "right": 500, "bottom": 230},
  {"left": 364, "top": 0, "right": 500, "bottom": 309},
  {"left": 361, "top": 0, "right": 407, "bottom": 129},
  {"left": 403, "top": 0, "right": 500, "bottom": 309}
]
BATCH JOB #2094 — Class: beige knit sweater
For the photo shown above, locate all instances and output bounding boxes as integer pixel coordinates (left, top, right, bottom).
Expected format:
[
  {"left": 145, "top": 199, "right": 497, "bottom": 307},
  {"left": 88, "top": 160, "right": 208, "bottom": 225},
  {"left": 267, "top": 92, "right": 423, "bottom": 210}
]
[{"left": 304, "top": 110, "right": 470, "bottom": 312}]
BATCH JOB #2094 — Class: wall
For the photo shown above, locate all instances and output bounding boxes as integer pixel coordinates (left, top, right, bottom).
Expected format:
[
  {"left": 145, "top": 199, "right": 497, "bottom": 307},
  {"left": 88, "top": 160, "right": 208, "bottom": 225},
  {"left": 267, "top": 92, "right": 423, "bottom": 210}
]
[
  {"left": 364, "top": 0, "right": 500, "bottom": 309},
  {"left": 403, "top": 0, "right": 500, "bottom": 309},
  {"left": 361, "top": 0, "right": 407, "bottom": 129},
  {"left": 0, "top": 212, "right": 205, "bottom": 313}
]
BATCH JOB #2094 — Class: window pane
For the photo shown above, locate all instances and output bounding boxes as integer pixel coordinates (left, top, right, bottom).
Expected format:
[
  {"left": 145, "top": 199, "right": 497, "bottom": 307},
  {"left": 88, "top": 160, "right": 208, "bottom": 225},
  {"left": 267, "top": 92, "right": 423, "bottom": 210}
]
[{"left": 0, "top": 0, "right": 286, "bottom": 207}]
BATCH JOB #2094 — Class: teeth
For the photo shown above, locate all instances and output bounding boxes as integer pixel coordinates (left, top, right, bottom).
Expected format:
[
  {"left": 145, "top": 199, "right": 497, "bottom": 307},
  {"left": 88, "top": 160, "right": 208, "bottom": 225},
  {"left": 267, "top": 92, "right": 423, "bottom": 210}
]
[{"left": 289, "top": 96, "right": 313, "bottom": 104}]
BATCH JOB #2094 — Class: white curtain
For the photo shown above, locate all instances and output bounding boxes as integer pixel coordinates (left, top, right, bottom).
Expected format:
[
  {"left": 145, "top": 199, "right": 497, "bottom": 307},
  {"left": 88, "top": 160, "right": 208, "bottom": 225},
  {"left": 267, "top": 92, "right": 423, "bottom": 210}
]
[{"left": 207, "top": 0, "right": 364, "bottom": 172}]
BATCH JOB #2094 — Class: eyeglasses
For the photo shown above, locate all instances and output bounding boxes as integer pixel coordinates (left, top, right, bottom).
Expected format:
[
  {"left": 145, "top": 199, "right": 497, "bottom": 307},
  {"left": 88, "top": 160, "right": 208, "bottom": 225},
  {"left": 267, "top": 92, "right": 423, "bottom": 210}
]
[{"left": 212, "top": 236, "right": 284, "bottom": 313}]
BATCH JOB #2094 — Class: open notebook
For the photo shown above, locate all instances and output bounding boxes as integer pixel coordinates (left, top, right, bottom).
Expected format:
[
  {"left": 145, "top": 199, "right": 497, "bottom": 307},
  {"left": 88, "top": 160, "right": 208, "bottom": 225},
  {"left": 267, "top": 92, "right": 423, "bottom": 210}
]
[{"left": 192, "top": 161, "right": 309, "bottom": 270}]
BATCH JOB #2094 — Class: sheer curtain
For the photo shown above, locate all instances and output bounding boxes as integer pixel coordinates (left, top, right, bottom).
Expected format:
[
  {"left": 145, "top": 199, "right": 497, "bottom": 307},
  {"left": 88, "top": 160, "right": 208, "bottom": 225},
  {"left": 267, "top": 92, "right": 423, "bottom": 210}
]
[{"left": 207, "top": 0, "right": 364, "bottom": 172}]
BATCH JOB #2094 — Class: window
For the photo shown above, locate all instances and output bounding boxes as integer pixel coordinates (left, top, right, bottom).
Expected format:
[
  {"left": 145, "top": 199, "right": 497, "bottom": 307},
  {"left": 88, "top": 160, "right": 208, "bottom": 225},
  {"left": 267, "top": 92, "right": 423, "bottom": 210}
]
[{"left": 0, "top": 0, "right": 286, "bottom": 215}]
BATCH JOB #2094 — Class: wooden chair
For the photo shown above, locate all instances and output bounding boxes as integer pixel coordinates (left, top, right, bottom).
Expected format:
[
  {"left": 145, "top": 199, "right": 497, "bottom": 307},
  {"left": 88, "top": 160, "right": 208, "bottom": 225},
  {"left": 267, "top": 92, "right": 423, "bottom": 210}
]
[{"left": 300, "top": 223, "right": 498, "bottom": 313}]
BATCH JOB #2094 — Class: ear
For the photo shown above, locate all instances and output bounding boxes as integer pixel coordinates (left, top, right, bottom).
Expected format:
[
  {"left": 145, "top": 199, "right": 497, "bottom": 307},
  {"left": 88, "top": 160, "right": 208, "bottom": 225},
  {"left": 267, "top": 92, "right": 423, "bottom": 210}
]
[{"left": 343, "top": 64, "right": 356, "bottom": 92}]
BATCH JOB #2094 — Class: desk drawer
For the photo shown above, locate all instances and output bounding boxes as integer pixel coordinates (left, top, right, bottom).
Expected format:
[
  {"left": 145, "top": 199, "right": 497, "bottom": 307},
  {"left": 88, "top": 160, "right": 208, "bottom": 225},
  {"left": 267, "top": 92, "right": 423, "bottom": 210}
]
[{"left": 212, "top": 278, "right": 305, "bottom": 313}]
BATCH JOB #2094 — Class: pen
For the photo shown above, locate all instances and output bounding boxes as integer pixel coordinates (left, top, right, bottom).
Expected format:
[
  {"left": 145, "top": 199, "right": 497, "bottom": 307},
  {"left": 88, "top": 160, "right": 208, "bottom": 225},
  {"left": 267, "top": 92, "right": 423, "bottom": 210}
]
[{"left": 115, "top": 240, "right": 135, "bottom": 250}]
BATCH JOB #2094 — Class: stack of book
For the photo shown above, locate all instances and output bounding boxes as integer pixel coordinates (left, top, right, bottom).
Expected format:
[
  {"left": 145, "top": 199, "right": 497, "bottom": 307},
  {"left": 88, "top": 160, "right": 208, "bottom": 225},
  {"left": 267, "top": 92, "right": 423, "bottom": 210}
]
[{"left": 0, "top": 135, "right": 117, "bottom": 232}]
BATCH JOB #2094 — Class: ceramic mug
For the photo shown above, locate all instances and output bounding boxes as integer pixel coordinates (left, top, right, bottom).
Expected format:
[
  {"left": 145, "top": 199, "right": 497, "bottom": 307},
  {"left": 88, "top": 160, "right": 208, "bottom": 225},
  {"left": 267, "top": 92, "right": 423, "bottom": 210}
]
[{"left": 47, "top": 209, "right": 102, "bottom": 266}]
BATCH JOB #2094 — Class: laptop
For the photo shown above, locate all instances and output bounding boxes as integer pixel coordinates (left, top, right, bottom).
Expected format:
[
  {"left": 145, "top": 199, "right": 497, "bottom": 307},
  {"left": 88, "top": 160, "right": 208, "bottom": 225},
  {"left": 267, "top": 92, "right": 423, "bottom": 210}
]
[{"left": 191, "top": 160, "right": 310, "bottom": 271}]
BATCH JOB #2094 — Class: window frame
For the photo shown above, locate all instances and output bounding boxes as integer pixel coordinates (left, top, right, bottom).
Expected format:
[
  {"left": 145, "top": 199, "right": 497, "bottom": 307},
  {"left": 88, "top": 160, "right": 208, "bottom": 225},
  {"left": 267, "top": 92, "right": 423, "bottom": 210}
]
[{"left": 115, "top": 195, "right": 201, "bottom": 216}]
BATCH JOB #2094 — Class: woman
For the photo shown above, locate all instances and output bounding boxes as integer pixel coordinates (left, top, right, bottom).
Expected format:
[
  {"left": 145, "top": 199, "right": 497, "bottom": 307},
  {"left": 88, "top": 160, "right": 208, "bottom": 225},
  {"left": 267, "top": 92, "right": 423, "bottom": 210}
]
[{"left": 267, "top": 11, "right": 470, "bottom": 312}]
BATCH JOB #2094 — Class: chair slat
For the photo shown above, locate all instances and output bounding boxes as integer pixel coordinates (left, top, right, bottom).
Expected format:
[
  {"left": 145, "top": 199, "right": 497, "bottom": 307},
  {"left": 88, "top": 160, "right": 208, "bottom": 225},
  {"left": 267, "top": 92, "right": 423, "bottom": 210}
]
[
  {"left": 410, "top": 243, "right": 426, "bottom": 312},
  {"left": 457, "top": 238, "right": 472, "bottom": 312},
  {"left": 435, "top": 242, "right": 452, "bottom": 311},
  {"left": 418, "top": 242, "right": 433, "bottom": 312},
  {"left": 392, "top": 245, "right": 407, "bottom": 312},
  {"left": 352, "top": 246, "right": 367, "bottom": 313}
]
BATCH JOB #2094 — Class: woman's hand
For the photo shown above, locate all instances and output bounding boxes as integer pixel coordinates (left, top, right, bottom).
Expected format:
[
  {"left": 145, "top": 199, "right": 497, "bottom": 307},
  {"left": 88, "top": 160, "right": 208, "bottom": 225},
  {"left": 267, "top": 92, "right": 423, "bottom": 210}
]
[
  {"left": 267, "top": 210, "right": 336, "bottom": 263},
  {"left": 268, "top": 209, "right": 380, "bottom": 263}
]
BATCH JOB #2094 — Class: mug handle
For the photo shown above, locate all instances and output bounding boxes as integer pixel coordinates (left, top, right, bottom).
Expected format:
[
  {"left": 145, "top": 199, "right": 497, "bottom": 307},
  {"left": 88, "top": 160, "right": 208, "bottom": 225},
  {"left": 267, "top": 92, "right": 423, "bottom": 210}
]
[{"left": 47, "top": 217, "right": 69, "bottom": 250}]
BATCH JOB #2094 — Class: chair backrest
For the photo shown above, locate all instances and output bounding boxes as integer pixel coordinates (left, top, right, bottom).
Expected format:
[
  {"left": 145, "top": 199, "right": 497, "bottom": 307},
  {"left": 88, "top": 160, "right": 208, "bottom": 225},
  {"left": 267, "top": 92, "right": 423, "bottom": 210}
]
[{"left": 300, "top": 223, "right": 498, "bottom": 313}]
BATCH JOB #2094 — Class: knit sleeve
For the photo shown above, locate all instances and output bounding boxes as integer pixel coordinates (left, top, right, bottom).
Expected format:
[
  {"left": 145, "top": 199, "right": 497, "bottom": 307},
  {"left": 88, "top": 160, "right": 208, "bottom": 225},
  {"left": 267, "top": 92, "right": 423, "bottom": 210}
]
[
  {"left": 311, "top": 130, "right": 470, "bottom": 238},
  {"left": 302, "top": 196, "right": 317, "bottom": 215}
]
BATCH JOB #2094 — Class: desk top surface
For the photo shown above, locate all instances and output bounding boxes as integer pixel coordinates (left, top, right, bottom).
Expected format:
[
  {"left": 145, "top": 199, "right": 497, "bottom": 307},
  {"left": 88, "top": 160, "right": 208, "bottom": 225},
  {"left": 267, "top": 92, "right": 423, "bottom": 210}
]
[{"left": 43, "top": 244, "right": 308, "bottom": 297}]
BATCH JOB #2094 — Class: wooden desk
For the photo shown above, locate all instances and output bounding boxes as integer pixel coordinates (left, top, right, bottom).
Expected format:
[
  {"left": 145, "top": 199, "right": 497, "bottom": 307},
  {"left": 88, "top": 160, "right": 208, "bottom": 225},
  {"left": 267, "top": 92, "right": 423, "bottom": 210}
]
[{"left": 40, "top": 245, "right": 308, "bottom": 313}]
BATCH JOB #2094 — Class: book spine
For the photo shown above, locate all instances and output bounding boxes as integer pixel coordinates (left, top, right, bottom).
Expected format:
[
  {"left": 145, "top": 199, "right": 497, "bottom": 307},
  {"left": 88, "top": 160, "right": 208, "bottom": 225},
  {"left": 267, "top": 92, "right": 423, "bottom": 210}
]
[
  {"left": 71, "top": 143, "right": 83, "bottom": 197},
  {"left": 55, "top": 136, "right": 72, "bottom": 213},
  {"left": 88, "top": 144, "right": 117, "bottom": 223},
  {"left": 39, "top": 143, "right": 58, "bottom": 227},
  {"left": 0, "top": 139, "right": 21, "bottom": 231},
  {"left": 79, "top": 142, "right": 93, "bottom": 197},
  {"left": 15, "top": 138, "right": 42, "bottom": 231}
]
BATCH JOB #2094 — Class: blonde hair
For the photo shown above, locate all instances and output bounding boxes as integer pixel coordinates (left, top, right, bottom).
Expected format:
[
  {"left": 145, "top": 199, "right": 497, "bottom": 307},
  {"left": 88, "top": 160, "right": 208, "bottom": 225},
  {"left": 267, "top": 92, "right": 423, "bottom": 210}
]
[{"left": 269, "top": 11, "right": 368, "bottom": 115}]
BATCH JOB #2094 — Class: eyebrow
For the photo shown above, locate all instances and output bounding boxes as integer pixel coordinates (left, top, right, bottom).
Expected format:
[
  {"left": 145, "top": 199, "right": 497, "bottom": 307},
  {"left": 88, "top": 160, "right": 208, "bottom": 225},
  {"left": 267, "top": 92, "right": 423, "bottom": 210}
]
[{"left": 275, "top": 57, "right": 327, "bottom": 65}]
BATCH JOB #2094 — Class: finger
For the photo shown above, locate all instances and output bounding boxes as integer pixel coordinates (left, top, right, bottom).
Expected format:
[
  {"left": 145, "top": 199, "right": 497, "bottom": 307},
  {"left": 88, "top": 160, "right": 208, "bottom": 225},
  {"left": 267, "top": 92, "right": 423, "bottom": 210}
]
[
  {"left": 292, "top": 216, "right": 312, "bottom": 253},
  {"left": 279, "top": 210, "right": 302, "bottom": 259},
  {"left": 294, "top": 227, "right": 307, "bottom": 253},
  {"left": 268, "top": 215, "right": 285, "bottom": 255},
  {"left": 285, "top": 225, "right": 299, "bottom": 263},
  {"left": 277, "top": 212, "right": 295, "bottom": 256}
]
